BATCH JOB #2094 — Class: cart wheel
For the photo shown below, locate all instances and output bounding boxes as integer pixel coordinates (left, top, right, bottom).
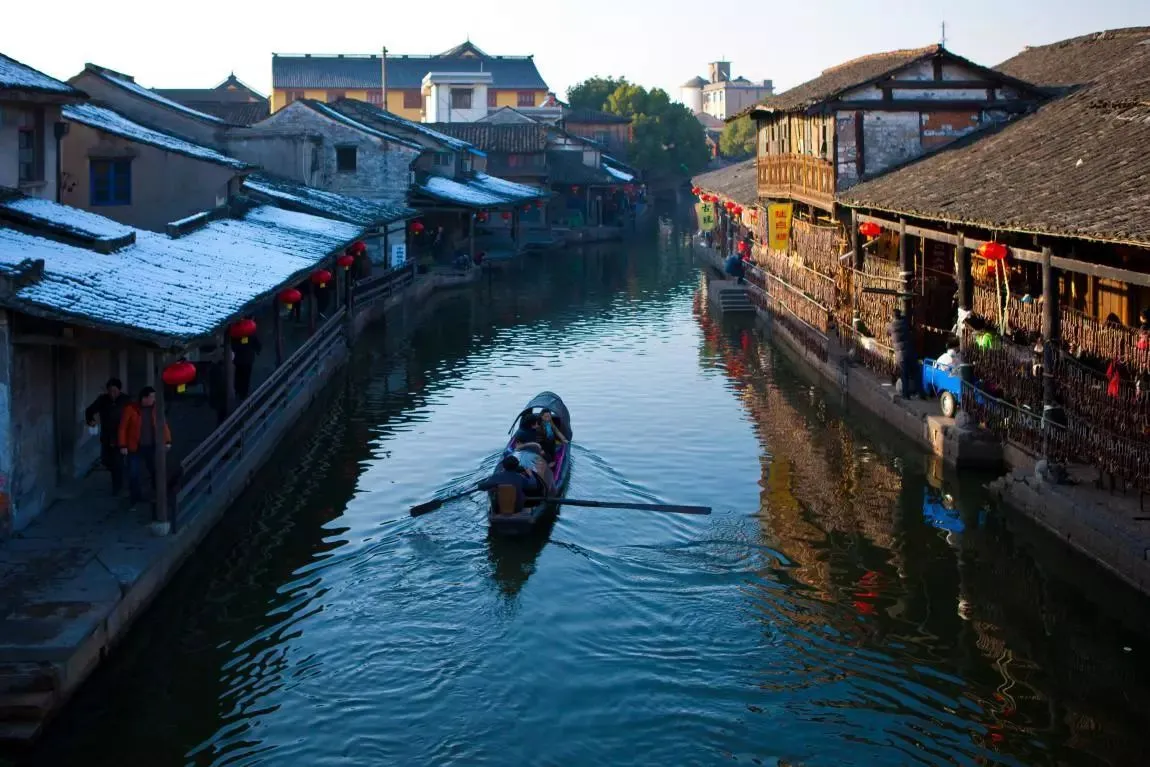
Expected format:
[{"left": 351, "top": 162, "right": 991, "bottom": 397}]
[{"left": 940, "top": 391, "right": 958, "bottom": 418}]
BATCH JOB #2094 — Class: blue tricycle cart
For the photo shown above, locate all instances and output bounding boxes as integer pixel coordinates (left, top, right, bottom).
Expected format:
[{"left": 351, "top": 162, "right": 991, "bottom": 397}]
[{"left": 920, "top": 358, "right": 968, "bottom": 418}]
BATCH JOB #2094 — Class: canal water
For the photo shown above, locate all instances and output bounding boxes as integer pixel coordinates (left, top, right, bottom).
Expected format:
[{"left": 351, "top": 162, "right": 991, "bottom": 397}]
[{"left": 14, "top": 224, "right": 1150, "bottom": 766}]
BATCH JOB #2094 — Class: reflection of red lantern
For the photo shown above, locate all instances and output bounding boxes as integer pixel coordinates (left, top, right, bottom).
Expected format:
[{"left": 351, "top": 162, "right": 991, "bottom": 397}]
[
  {"left": 858, "top": 221, "right": 882, "bottom": 238},
  {"left": 311, "top": 269, "right": 332, "bottom": 288},
  {"left": 279, "top": 287, "right": 302, "bottom": 309},
  {"left": 501, "top": 211, "right": 511, "bottom": 221},
  {"left": 162, "top": 360, "right": 197, "bottom": 394},
  {"left": 978, "top": 241, "right": 1008, "bottom": 261},
  {"left": 410, "top": 220, "right": 425, "bottom": 234},
  {"left": 337, "top": 254, "right": 355, "bottom": 270},
  {"left": 229, "top": 318, "right": 257, "bottom": 344}
]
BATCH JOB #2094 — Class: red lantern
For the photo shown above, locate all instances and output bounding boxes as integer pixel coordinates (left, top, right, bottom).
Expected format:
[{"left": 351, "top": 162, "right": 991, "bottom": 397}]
[
  {"left": 337, "top": 254, "right": 355, "bottom": 270},
  {"left": 279, "top": 287, "right": 302, "bottom": 308},
  {"left": 737, "top": 241, "right": 749, "bottom": 255},
  {"left": 348, "top": 241, "right": 366, "bottom": 256},
  {"left": 501, "top": 211, "right": 511, "bottom": 221},
  {"left": 535, "top": 200, "right": 544, "bottom": 209},
  {"left": 572, "top": 185, "right": 580, "bottom": 193},
  {"left": 858, "top": 221, "right": 882, "bottom": 238},
  {"left": 311, "top": 269, "right": 332, "bottom": 289},
  {"left": 691, "top": 186, "right": 700, "bottom": 195},
  {"left": 523, "top": 204, "right": 531, "bottom": 212},
  {"left": 162, "top": 360, "right": 197, "bottom": 394},
  {"left": 410, "top": 220, "right": 425, "bottom": 234},
  {"left": 978, "top": 241, "right": 1008, "bottom": 261},
  {"left": 733, "top": 206, "right": 743, "bottom": 216},
  {"left": 476, "top": 212, "right": 488, "bottom": 223},
  {"left": 474, "top": 251, "right": 486, "bottom": 265},
  {"left": 229, "top": 318, "right": 257, "bottom": 345}
]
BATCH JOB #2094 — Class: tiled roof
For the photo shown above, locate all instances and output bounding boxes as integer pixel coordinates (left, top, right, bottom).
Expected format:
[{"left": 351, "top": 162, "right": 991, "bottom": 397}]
[
  {"left": 294, "top": 100, "right": 425, "bottom": 151},
  {"left": 682, "top": 76, "right": 708, "bottom": 88},
  {"left": 0, "top": 195, "right": 360, "bottom": 345},
  {"left": 840, "top": 42, "right": 1150, "bottom": 247},
  {"left": 426, "top": 123, "right": 548, "bottom": 153},
  {"left": 547, "top": 151, "right": 616, "bottom": 185},
  {"left": 83, "top": 65, "right": 229, "bottom": 124},
  {"left": 562, "top": 108, "right": 630, "bottom": 125},
  {"left": 328, "top": 99, "right": 476, "bottom": 153},
  {"left": 243, "top": 173, "right": 415, "bottom": 226},
  {"left": 995, "top": 26, "right": 1150, "bottom": 89},
  {"left": 179, "top": 101, "right": 269, "bottom": 125},
  {"left": 62, "top": 104, "right": 253, "bottom": 170},
  {"left": 691, "top": 159, "right": 757, "bottom": 206},
  {"left": 0, "top": 52, "right": 84, "bottom": 96},
  {"left": 272, "top": 51, "right": 547, "bottom": 90},
  {"left": 749, "top": 46, "right": 942, "bottom": 114},
  {"left": 414, "top": 173, "right": 543, "bottom": 209}
]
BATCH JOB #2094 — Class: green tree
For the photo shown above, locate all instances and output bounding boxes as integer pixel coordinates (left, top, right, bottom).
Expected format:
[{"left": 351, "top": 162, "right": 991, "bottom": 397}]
[
  {"left": 719, "top": 116, "right": 756, "bottom": 159},
  {"left": 566, "top": 76, "right": 628, "bottom": 111},
  {"left": 603, "top": 84, "right": 710, "bottom": 179}
]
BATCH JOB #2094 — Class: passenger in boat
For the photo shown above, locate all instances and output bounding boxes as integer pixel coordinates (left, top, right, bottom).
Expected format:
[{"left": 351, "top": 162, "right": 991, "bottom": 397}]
[
  {"left": 478, "top": 455, "right": 542, "bottom": 513},
  {"left": 537, "top": 410, "right": 568, "bottom": 466},
  {"left": 513, "top": 414, "right": 544, "bottom": 452}
]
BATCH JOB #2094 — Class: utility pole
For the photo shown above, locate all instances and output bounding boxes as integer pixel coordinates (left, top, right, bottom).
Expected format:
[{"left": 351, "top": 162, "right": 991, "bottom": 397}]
[{"left": 941, "top": 21, "right": 947, "bottom": 47}]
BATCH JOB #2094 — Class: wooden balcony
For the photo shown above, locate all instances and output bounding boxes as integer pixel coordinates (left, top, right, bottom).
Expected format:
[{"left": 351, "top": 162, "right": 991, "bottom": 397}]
[{"left": 757, "top": 154, "right": 836, "bottom": 211}]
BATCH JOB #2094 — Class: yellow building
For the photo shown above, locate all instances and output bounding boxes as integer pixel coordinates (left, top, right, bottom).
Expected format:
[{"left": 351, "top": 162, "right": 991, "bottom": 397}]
[{"left": 270, "top": 41, "right": 549, "bottom": 122}]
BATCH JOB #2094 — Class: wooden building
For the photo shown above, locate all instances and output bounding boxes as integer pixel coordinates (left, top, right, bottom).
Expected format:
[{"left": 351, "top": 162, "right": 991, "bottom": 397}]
[
  {"left": 154, "top": 73, "right": 270, "bottom": 126},
  {"left": 270, "top": 41, "right": 550, "bottom": 122},
  {"left": 744, "top": 45, "right": 1044, "bottom": 216},
  {"left": 558, "top": 108, "right": 633, "bottom": 159}
]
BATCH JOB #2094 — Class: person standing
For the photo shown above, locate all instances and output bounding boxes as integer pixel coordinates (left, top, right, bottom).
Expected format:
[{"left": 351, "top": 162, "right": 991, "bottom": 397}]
[
  {"left": 231, "top": 325, "right": 262, "bottom": 402},
  {"left": 118, "top": 386, "right": 172, "bottom": 510},
  {"left": 888, "top": 308, "right": 914, "bottom": 398},
  {"left": 84, "top": 377, "right": 130, "bottom": 495}
]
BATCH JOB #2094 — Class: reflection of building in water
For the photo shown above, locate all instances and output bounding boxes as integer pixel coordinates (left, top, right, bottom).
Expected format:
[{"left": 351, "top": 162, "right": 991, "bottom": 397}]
[{"left": 693, "top": 292, "right": 903, "bottom": 596}]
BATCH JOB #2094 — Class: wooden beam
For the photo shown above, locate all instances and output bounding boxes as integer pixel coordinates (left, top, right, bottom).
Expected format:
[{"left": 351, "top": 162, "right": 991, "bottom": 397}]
[
  {"left": 11, "top": 333, "right": 131, "bottom": 350},
  {"left": 956, "top": 232, "right": 971, "bottom": 312},
  {"left": 223, "top": 331, "right": 235, "bottom": 416},
  {"left": 1050, "top": 256, "right": 1150, "bottom": 289},
  {"left": 880, "top": 79, "right": 1005, "bottom": 89},
  {"left": 821, "top": 99, "right": 1036, "bottom": 113},
  {"left": 153, "top": 353, "right": 170, "bottom": 530}
]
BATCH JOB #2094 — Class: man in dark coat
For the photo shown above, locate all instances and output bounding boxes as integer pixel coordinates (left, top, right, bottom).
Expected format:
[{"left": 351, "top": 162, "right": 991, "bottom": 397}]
[
  {"left": 888, "top": 308, "right": 914, "bottom": 397},
  {"left": 85, "top": 377, "right": 130, "bottom": 494},
  {"left": 230, "top": 324, "right": 262, "bottom": 402}
]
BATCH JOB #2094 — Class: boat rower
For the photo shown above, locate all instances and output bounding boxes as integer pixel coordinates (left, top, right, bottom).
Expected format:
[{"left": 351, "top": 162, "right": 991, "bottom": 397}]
[{"left": 478, "top": 455, "right": 542, "bottom": 514}]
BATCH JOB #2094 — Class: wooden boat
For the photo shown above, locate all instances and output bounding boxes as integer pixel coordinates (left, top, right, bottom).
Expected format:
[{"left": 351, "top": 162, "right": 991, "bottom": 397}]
[{"left": 487, "top": 391, "right": 573, "bottom": 534}]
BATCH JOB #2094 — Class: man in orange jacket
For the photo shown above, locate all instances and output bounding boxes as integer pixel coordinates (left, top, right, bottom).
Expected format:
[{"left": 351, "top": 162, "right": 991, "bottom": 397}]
[{"left": 118, "top": 387, "right": 172, "bottom": 509}]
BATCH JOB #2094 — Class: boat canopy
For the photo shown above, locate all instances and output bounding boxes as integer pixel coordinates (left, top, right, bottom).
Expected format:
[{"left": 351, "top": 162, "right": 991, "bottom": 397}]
[{"left": 518, "top": 391, "right": 572, "bottom": 441}]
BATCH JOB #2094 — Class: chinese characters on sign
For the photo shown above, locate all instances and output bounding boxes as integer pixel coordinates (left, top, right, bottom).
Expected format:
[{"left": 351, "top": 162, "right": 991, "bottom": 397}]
[
  {"left": 696, "top": 202, "right": 716, "bottom": 232},
  {"left": 767, "top": 203, "right": 793, "bottom": 251}
]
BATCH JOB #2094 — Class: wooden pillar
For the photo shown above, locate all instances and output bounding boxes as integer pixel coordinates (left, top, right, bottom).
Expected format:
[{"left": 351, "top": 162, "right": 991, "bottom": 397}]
[
  {"left": 118, "top": 349, "right": 128, "bottom": 391},
  {"left": 1041, "top": 246, "right": 1059, "bottom": 409},
  {"left": 309, "top": 280, "right": 318, "bottom": 335},
  {"left": 468, "top": 214, "right": 476, "bottom": 265},
  {"left": 955, "top": 232, "right": 971, "bottom": 313},
  {"left": 383, "top": 227, "right": 390, "bottom": 271},
  {"left": 152, "top": 354, "right": 170, "bottom": 530},
  {"left": 898, "top": 218, "right": 912, "bottom": 315},
  {"left": 145, "top": 350, "right": 155, "bottom": 386},
  {"left": 223, "top": 330, "right": 235, "bottom": 416},
  {"left": 273, "top": 296, "right": 284, "bottom": 368},
  {"left": 850, "top": 210, "right": 862, "bottom": 271}
]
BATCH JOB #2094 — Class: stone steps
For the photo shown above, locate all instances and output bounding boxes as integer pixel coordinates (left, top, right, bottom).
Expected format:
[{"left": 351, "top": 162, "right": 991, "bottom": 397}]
[
  {"left": 0, "top": 662, "right": 58, "bottom": 741},
  {"left": 717, "top": 288, "right": 755, "bottom": 314}
]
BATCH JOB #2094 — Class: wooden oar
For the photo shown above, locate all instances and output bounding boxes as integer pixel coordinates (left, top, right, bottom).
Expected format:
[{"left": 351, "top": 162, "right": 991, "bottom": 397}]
[
  {"left": 534, "top": 498, "right": 711, "bottom": 515},
  {"left": 410, "top": 486, "right": 479, "bottom": 517}
]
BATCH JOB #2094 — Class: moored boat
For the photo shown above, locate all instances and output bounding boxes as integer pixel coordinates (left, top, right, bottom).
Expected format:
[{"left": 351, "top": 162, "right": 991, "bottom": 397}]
[{"left": 486, "top": 391, "right": 572, "bottom": 533}]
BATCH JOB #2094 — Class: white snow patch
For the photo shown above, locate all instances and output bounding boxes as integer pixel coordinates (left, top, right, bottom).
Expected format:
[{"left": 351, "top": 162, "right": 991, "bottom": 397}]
[
  {"left": 421, "top": 176, "right": 508, "bottom": 207},
  {"left": 100, "top": 71, "right": 226, "bottom": 124},
  {"left": 63, "top": 104, "right": 251, "bottom": 170},
  {"left": 472, "top": 173, "right": 543, "bottom": 201},
  {"left": 1, "top": 197, "right": 133, "bottom": 240},
  {"left": 603, "top": 164, "right": 634, "bottom": 182}
]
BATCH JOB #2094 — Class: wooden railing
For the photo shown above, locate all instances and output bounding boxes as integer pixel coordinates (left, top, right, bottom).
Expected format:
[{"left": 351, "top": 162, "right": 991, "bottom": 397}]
[
  {"left": 175, "top": 308, "right": 349, "bottom": 525},
  {"left": 354, "top": 262, "right": 416, "bottom": 308},
  {"left": 757, "top": 154, "right": 835, "bottom": 209}
]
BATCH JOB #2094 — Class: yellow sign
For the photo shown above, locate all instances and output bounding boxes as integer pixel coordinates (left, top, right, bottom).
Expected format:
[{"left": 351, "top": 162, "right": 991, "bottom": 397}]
[
  {"left": 696, "top": 202, "right": 716, "bottom": 232},
  {"left": 767, "top": 203, "right": 793, "bottom": 251}
]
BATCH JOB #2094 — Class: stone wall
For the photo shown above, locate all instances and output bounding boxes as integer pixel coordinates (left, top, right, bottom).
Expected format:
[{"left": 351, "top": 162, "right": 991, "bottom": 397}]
[
  {"left": 10, "top": 345, "right": 55, "bottom": 531},
  {"left": 254, "top": 103, "right": 418, "bottom": 202}
]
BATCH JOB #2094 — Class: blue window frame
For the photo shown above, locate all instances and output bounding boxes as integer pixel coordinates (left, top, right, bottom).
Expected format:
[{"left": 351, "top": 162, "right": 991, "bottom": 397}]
[{"left": 90, "top": 159, "right": 131, "bottom": 206}]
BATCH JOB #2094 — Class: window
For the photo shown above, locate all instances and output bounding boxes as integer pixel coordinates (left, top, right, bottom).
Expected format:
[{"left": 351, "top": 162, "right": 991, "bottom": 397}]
[
  {"left": 487, "top": 89, "right": 498, "bottom": 108},
  {"left": 433, "top": 152, "right": 452, "bottom": 167},
  {"left": 517, "top": 91, "right": 535, "bottom": 108},
  {"left": 17, "top": 130, "right": 37, "bottom": 183},
  {"left": 90, "top": 159, "right": 131, "bottom": 206},
  {"left": 594, "top": 130, "right": 610, "bottom": 145},
  {"left": 286, "top": 90, "right": 304, "bottom": 104},
  {"left": 336, "top": 146, "right": 357, "bottom": 172},
  {"left": 403, "top": 90, "right": 421, "bottom": 109},
  {"left": 327, "top": 90, "right": 345, "bottom": 103},
  {"left": 367, "top": 90, "right": 384, "bottom": 106},
  {"left": 450, "top": 88, "right": 473, "bottom": 110}
]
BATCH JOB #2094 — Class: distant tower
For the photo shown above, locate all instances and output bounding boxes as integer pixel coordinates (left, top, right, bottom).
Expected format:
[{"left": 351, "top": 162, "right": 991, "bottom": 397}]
[
  {"left": 708, "top": 61, "right": 731, "bottom": 83},
  {"left": 680, "top": 76, "right": 706, "bottom": 112}
]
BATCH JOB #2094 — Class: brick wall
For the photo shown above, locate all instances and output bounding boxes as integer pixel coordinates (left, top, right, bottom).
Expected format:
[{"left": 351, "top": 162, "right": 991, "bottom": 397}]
[{"left": 256, "top": 104, "right": 418, "bottom": 203}]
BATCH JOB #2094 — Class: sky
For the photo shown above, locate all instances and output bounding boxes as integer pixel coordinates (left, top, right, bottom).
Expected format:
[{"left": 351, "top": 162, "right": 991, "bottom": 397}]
[{"left": 3, "top": 0, "right": 1146, "bottom": 103}]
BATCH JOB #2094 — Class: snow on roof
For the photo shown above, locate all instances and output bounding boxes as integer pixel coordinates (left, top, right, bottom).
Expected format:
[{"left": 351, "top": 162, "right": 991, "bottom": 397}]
[
  {"left": 243, "top": 173, "right": 416, "bottom": 226},
  {"left": 305, "top": 101, "right": 424, "bottom": 150},
  {"left": 96, "top": 69, "right": 228, "bottom": 124},
  {"left": 418, "top": 176, "right": 508, "bottom": 208},
  {"left": 471, "top": 173, "right": 545, "bottom": 201},
  {"left": 63, "top": 104, "right": 252, "bottom": 170},
  {"left": 603, "top": 164, "right": 634, "bottom": 183},
  {"left": 0, "top": 196, "right": 134, "bottom": 242},
  {"left": 0, "top": 52, "right": 82, "bottom": 95},
  {"left": 0, "top": 203, "right": 361, "bottom": 344}
]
